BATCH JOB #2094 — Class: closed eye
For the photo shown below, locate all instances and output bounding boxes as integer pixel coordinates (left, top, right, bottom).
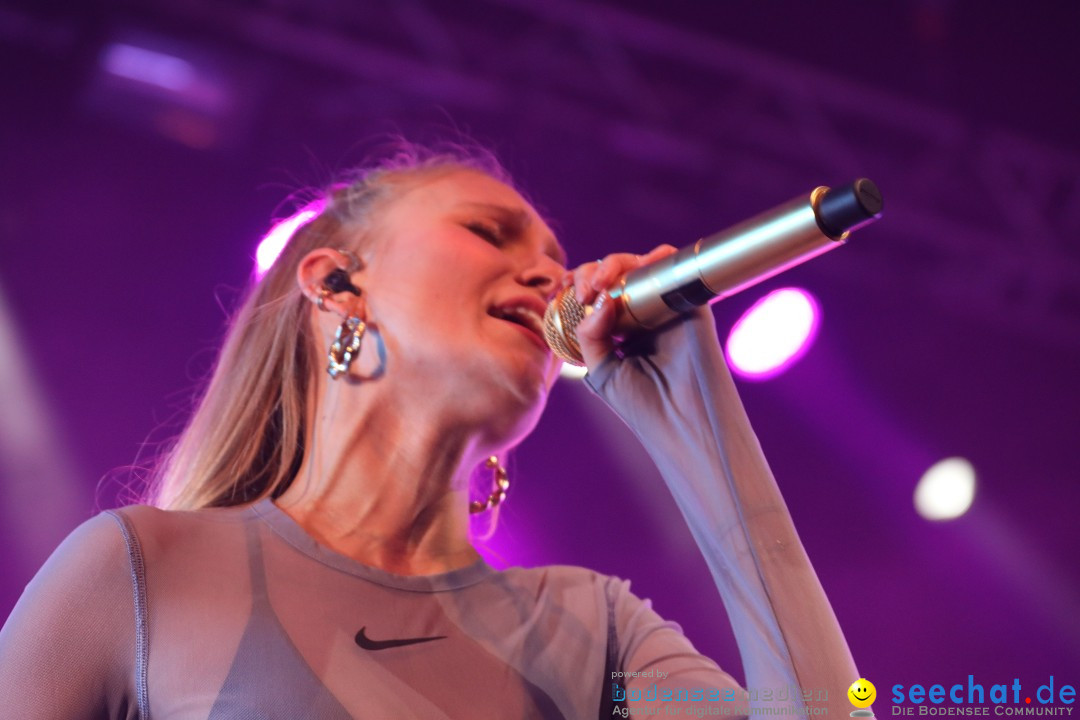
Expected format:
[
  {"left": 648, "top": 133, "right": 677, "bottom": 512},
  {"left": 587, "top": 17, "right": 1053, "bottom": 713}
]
[{"left": 464, "top": 221, "right": 504, "bottom": 246}]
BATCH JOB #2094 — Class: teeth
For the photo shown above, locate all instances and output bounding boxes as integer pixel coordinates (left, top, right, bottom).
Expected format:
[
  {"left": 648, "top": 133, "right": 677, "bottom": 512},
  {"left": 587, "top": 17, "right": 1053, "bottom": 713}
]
[{"left": 500, "top": 306, "right": 544, "bottom": 335}]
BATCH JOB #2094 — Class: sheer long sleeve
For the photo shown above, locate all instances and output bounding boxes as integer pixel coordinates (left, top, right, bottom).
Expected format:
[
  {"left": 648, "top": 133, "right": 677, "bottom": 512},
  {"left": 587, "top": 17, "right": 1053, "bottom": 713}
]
[
  {"left": 0, "top": 512, "right": 138, "bottom": 719},
  {"left": 585, "top": 307, "right": 860, "bottom": 717}
]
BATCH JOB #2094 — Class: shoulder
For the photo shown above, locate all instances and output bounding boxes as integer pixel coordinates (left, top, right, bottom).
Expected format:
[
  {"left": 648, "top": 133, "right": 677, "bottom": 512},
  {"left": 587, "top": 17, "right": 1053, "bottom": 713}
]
[
  {"left": 0, "top": 513, "right": 144, "bottom": 712},
  {"left": 493, "top": 564, "right": 667, "bottom": 648},
  {"left": 104, "top": 502, "right": 255, "bottom": 571},
  {"left": 501, "top": 564, "right": 664, "bottom": 623},
  {"left": 498, "top": 563, "right": 631, "bottom": 607},
  {"left": 17, "top": 504, "right": 255, "bottom": 594},
  {"left": 501, "top": 562, "right": 609, "bottom": 587},
  {"left": 21, "top": 511, "right": 136, "bottom": 593},
  {"left": 106, "top": 501, "right": 255, "bottom": 532},
  {"left": 35, "top": 503, "right": 253, "bottom": 567}
]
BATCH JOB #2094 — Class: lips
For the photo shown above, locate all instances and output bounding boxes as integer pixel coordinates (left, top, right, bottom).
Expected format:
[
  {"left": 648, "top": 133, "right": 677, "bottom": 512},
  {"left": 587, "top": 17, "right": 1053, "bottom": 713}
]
[{"left": 490, "top": 297, "right": 549, "bottom": 350}]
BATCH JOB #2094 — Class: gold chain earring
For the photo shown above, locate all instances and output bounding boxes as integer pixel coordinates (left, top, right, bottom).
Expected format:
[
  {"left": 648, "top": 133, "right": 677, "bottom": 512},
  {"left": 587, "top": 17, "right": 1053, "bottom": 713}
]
[
  {"left": 327, "top": 316, "right": 366, "bottom": 379},
  {"left": 469, "top": 456, "right": 510, "bottom": 514}
]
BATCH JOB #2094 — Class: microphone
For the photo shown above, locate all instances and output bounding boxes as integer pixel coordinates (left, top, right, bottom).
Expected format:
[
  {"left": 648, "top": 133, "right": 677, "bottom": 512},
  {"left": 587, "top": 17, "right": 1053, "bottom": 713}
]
[{"left": 542, "top": 179, "right": 883, "bottom": 366}]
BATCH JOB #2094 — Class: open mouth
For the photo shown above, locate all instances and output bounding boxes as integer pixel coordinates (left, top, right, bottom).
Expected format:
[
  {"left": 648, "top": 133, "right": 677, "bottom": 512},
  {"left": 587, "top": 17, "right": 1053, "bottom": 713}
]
[{"left": 490, "top": 304, "right": 548, "bottom": 349}]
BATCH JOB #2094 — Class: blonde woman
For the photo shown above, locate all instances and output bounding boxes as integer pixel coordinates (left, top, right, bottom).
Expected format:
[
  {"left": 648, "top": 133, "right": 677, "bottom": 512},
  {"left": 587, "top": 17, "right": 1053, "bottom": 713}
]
[{"left": 0, "top": 145, "right": 862, "bottom": 718}]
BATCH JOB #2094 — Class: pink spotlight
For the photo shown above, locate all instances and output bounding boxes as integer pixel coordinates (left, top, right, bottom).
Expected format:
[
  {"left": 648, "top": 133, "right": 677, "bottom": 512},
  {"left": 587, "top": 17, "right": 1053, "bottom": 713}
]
[
  {"left": 725, "top": 287, "right": 820, "bottom": 380},
  {"left": 254, "top": 201, "right": 325, "bottom": 277}
]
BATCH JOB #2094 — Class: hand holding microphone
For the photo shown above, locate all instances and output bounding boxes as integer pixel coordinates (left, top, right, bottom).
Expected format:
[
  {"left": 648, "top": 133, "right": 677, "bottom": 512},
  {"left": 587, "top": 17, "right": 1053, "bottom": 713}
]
[
  {"left": 544, "top": 179, "right": 884, "bottom": 367},
  {"left": 563, "top": 247, "right": 679, "bottom": 369}
]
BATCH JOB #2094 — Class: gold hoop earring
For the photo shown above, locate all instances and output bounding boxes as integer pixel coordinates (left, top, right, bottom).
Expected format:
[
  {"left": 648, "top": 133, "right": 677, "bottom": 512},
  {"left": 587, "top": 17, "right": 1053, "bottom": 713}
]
[
  {"left": 328, "top": 316, "right": 365, "bottom": 379},
  {"left": 469, "top": 456, "right": 510, "bottom": 514}
]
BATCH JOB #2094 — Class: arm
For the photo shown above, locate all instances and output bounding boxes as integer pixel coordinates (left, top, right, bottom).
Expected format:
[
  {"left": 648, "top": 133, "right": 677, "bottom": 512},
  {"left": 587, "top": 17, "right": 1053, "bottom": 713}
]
[
  {"left": 0, "top": 512, "right": 137, "bottom": 719},
  {"left": 603, "top": 573, "right": 748, "bottom": 711},
  {"left": 585, "top": 307, "right": 860, "bottom": 716}
]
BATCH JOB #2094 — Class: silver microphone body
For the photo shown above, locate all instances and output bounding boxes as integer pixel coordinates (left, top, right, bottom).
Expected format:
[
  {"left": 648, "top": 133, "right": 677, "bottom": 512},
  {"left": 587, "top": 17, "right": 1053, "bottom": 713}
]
[{"left": 542, "top": 179, "right": 883, "bottom": 366}]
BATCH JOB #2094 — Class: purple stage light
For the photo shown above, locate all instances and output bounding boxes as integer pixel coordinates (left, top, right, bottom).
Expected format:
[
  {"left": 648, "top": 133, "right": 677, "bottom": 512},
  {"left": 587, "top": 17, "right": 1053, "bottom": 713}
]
[
  {"left": 254, "top": 202, "right": 324, "bottom": 277},
  {"left": 725, "top": 287, "right": 820, "bottom": 380},
  {"left": 89, "top": 31, "right": 253, "bottom": 149},
  {"left": 103, "top": 44, "right": 197, "bottom": 93},
  {"left": 100, "top": 41, "right": 230, "bottom": 112}
]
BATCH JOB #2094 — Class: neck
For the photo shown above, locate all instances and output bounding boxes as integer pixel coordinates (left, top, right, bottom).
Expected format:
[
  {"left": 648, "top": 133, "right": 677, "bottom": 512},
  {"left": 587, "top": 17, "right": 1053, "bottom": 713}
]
[{"left": 274, "top": 382, "right": 493, "bottom": 576}]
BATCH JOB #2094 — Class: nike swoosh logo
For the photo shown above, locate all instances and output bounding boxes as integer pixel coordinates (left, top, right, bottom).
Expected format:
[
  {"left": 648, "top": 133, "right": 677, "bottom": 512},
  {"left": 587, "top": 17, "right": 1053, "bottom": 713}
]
[{"left": 355, "top": 626, "right": 447, "bottom": 651}]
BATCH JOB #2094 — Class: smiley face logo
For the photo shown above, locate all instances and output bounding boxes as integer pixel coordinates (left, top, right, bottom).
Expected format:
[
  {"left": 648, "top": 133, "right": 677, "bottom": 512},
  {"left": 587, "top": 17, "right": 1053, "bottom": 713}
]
[{"left": 848, "top": 678, "right": 876, "bottom": 709}]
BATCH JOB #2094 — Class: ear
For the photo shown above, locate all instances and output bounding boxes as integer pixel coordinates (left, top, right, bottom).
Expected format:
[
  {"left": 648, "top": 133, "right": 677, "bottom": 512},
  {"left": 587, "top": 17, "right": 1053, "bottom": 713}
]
[{"left": 297, "top": 247, "right": 366, "bottom": 318}]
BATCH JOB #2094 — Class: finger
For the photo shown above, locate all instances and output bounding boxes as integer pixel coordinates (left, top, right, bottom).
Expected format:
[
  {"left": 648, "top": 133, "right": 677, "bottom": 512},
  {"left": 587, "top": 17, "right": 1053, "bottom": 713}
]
[
  {"left": 576, "top": 289, "right": 619, "bottom": 369},
  {"left": 577, "top": 245, "right": 678, "bottom": 368},
  {"left": 589, "top": 253, "right": 634, "bottom": 292},
  {"left": 589, "top": 245, "right": 678, "bottom": 292},
  {"left": 640, "top": 243, "right": 678, "bottom": 263},
  {"left": 571, "top": 245, "right": 678, "bottom": 307},
  {"left": 560, "top": 267, "right": 574, "bottom": 288},
  {"left": 571, "top": 260, "right": 603, "bottom": 304}
]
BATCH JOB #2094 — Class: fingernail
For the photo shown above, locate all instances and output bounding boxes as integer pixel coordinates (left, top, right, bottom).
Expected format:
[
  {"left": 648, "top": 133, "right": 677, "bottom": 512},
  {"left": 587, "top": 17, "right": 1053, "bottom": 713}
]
[{"left": 593, "top": 292, "right": 606, "bottom": 313}]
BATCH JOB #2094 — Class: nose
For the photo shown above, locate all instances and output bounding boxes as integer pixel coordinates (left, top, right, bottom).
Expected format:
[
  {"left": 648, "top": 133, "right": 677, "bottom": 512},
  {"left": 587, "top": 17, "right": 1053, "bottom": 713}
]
[{"left": 517, "top": 254, "right": 565, "bottom": 301}]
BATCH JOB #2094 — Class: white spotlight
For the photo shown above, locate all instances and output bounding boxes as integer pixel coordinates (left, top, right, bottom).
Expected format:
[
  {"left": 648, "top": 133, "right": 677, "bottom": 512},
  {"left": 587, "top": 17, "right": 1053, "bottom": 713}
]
[
  {"left": 915, "top": 457, "right": 976, "bottom": 520},
  {"left": 559, "top": 362, "right": 588, "bottom": 381}
]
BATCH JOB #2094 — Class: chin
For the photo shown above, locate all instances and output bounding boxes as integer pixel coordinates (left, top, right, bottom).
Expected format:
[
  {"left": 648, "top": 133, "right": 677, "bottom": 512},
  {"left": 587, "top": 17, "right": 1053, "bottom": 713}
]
[
  {"left": 478, "top": 370, "right": 552, "bottom": 447},
  {"left": 519, "top": 359, "right": 559, "bottom": 406},
  {"left": 460, "top": 340, "right": 557, "bottom": 440},
  {"left": 487, "top": 340, "right": 558, "bottom": 394},
  {"left": 488, "top": 402, "right": 548, "bottom": 451}
]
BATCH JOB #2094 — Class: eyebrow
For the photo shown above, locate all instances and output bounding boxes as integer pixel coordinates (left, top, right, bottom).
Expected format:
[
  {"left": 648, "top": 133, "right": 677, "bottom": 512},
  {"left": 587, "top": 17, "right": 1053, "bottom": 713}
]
[{"left": 458, "top": 202, "right": 567, "bottom": 266}]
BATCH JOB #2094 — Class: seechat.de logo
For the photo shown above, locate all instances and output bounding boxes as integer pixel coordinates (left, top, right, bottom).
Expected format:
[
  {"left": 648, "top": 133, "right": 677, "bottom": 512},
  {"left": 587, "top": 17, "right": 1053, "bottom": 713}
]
[{"left": 891, "top": 675, "right": 1076, "bottom": 715}]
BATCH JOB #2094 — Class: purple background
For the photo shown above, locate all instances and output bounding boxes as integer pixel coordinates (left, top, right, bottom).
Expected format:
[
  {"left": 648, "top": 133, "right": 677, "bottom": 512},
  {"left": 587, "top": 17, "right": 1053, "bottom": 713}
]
[{"left": 2, "top": 0, "right": 1078, "bottom": 699}]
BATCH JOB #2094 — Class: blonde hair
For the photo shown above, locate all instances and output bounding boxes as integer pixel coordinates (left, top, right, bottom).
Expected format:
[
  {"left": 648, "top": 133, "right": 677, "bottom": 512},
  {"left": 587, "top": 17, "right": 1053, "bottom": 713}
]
[{"left": 148, "top": 142, "right": 513, "bottom": 511}]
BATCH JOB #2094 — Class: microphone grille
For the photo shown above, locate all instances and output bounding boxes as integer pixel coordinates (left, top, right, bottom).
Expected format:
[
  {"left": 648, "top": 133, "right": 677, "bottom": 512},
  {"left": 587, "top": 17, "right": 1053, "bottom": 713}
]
[{"left": 542, "top": 286, "right": 587, "bottom": 367}]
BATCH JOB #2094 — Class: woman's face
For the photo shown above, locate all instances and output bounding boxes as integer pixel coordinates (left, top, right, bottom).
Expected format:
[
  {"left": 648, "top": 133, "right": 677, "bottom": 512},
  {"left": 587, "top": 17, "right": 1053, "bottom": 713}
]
[{"left": 357, "top": 168, "right": 568, "bottom": 444}]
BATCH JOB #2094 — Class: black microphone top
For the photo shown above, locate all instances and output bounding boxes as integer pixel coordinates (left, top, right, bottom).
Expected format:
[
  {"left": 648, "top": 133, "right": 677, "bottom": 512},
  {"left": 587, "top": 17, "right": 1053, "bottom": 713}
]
[{"left": 816, "top": 178, "right": 883, "bottom": 238}]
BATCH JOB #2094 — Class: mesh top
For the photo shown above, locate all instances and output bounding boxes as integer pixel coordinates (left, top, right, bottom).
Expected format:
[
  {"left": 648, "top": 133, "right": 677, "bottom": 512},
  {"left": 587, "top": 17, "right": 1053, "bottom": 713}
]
[{"left": 0, "top": 308, "right": 859, "bottom": 719}]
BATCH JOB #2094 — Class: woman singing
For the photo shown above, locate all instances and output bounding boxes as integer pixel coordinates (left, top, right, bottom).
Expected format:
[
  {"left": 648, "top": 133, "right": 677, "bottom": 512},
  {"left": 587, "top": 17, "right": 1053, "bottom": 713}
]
[{"left": 0, "top": 144, "right": 862, "bottom": 718}]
